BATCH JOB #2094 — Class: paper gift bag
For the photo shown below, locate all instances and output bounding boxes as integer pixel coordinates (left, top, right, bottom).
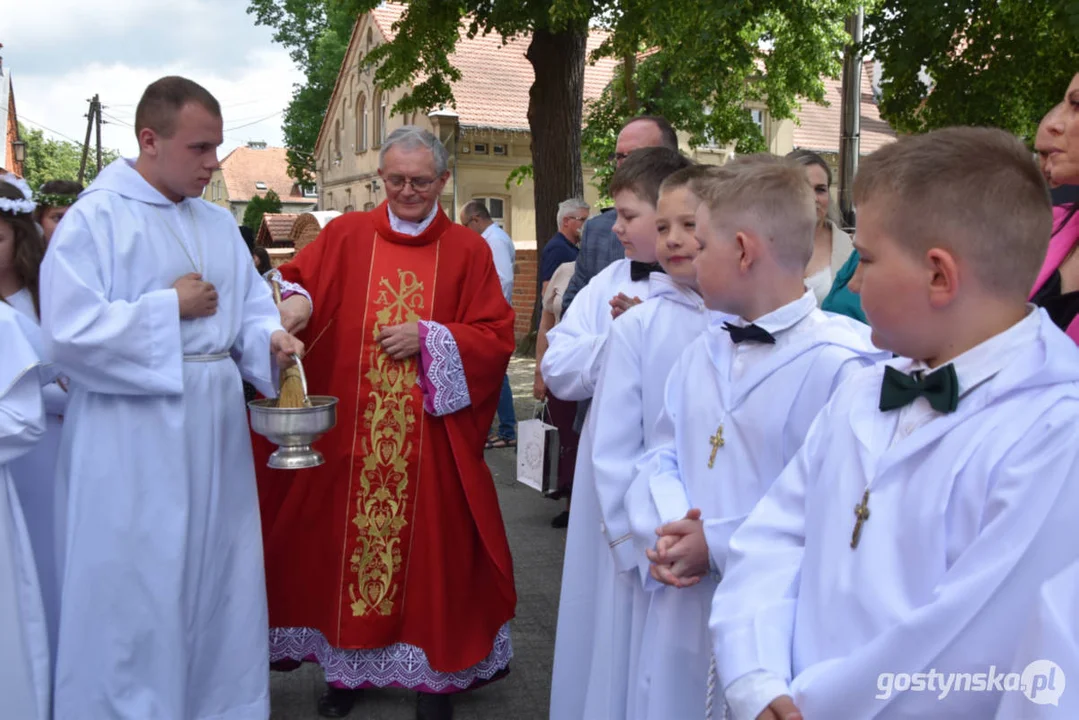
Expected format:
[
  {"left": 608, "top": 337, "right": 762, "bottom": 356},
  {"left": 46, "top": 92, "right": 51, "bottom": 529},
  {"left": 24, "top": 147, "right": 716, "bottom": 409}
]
[{"left": 516, "top": 407, "right": 560, "bottom": 495}]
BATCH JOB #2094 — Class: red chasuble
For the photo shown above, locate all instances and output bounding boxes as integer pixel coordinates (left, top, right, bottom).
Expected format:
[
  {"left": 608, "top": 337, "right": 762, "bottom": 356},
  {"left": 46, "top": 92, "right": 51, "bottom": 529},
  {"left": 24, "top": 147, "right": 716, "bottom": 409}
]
[{"left": 256, "top": 202, "right": 517, "bottom": 673}]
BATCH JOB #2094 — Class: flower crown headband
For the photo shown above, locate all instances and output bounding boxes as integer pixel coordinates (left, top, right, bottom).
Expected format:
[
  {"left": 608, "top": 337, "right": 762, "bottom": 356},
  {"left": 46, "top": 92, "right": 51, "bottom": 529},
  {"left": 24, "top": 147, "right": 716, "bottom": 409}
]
[
  {"left": 0, "top": 173, "right": 36, "bottom": 215},
  {"left": 35, "top": 191, "right": 78, "bottom": 209}
]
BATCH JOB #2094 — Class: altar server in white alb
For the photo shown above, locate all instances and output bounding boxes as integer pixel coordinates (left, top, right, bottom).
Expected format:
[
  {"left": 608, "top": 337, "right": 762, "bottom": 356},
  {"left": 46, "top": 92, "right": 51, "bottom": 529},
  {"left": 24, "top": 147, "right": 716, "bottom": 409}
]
[
  {"left": 624, "top": 156, "right": 884, "bottom": 720},
  {"left": 545, "top": 147, "right": 692, "bottom": 720},
  {"left": 582, "top": 164, "right": 720, "bottom": 719},
  {"left": 711, "top": 127, "right": 1079, "bottom": 720},
  {"left": 40, "top": 76, "right": 305, "bottom": 720},
  {"left": 0, "top": 299, "right": 50, "bottom": 720}
]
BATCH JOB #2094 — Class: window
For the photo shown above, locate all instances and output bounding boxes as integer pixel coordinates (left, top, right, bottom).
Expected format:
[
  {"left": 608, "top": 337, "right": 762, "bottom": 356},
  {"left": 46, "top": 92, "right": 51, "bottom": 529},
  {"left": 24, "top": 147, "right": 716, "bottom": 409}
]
[
  {"left": 327, "top": 192, "right": 334, "bottom": 210},
  {"left": 302, "top": 185, "right": 318, "bottom": 199},
  {"left": 334, "top": 118, "right": 342, "bottom": 160},
  {"left": 474, "top": 143, "right": 488, "bottom": 154},
  {"left": 750, "top": 109, "right": 765, "bottom": 133},
  {"left": 493, "top": 144, "right": 507, "bottom": 156},
  {"left": 471, "top": 196, "right": 507, "bottom": 229},
  {"left": 355, "top": 93, "right": 367, "bottom": 152},
  {"left": 372, "top": 88, "right": 384, "bottom": 147},
  {"left": 379, "top": 92, "right": 388, "bottom": 145},
  {"left": 255, "top": 181, "right": 267, "bottom": 191}
]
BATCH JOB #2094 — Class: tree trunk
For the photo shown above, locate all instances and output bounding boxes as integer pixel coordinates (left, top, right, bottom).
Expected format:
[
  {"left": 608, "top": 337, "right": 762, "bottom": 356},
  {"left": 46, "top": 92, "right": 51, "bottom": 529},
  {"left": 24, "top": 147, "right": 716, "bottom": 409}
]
[
  {"left": 623, "top": 52, "right": 639, "bottom": 114},
  {"left": 524, "top": 26, "right": 587, "bottom": 349}
]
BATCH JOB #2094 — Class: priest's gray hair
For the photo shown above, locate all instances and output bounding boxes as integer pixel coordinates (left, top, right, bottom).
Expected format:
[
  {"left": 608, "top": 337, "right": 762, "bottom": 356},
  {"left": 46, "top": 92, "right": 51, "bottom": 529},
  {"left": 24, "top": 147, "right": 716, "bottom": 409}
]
[
  {"left": 557, "top": 198, "right": 590, "bottom": 227},
  {"left": 379, "top": 126, "right": 450, "bottom": 176}
]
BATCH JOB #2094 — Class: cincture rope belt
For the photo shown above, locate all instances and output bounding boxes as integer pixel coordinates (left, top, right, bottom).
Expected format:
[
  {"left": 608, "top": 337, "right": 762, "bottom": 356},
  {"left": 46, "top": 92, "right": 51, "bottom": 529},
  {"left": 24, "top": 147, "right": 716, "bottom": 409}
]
[{"left": 183, "top": 352, "right": 230, "bottom": 363}]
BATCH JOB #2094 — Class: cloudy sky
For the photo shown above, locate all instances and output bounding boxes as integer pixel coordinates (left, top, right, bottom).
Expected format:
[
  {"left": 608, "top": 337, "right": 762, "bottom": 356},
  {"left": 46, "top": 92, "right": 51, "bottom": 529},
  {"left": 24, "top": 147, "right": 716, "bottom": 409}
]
[{"left": 2, "top": 0, "right": 305, "bottom": 158}]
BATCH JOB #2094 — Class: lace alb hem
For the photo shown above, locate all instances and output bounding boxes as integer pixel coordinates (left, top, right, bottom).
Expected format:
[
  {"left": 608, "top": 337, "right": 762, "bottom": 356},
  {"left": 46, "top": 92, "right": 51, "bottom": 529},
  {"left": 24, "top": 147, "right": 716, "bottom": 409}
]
[
  {"left": 417, "top": 321, "right": 471, "bottom": 416},
  {"left": 268, "top": 623, "right": 513, "bottom": 693}
]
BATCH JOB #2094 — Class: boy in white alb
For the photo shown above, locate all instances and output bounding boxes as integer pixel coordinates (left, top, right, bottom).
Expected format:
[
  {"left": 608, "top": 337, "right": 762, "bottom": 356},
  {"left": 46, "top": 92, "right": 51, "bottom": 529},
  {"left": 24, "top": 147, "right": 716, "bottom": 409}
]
[
  {"left": 545, "top": 147, "right": 693, "bottom": 720},
  {"left": 585, "top": 165, "right": 727, "bottom": 719},
  {"left": 624, "top": 156, "right": 884, "bottom": 720},
  {"left": 711, "top": 128, "right": 1079, "bottom": 720}
]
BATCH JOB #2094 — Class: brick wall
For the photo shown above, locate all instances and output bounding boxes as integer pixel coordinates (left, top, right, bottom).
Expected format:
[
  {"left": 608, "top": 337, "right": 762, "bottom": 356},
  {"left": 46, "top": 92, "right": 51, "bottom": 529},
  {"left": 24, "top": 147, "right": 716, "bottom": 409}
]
[{"left": 512, "top": 249, "right": 538, "bottom": 338}]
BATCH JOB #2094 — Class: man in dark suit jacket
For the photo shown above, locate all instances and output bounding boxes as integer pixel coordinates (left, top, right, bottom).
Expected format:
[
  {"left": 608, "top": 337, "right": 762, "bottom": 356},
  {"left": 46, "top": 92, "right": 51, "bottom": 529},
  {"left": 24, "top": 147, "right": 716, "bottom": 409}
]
[{"left": 560, "top": 115, "right": 680, "bottom": 312}]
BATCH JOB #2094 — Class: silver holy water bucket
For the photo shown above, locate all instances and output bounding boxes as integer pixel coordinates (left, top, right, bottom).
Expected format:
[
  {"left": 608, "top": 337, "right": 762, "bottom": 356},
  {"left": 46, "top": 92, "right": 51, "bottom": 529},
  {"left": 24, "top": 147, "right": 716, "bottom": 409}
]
[{"left": 248, "top": 354, "right": 338, "bottom": 469}]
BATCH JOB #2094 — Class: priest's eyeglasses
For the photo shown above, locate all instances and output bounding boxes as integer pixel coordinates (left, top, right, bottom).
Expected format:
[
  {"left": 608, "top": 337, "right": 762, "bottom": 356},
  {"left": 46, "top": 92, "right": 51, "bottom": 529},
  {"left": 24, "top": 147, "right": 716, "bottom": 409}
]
[{"left": 384, "top": 175, "right": 437, "bottom": 192}]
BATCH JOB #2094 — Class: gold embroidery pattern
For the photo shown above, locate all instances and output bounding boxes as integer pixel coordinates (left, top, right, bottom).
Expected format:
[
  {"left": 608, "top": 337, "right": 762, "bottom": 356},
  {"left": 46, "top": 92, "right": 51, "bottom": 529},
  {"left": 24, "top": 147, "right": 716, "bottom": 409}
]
[{"left": 349, "top": 270, "right": 425, "bottom": 617}]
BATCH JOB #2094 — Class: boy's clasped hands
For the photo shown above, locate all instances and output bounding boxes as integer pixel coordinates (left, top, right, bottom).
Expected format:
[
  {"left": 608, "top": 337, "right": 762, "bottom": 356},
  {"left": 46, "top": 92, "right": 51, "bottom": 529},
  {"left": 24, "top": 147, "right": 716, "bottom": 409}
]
[
  {"left": 648, "top": 510, "right": 806, "bottom": 720},
  {"left": 646, "top": 508, "right": 710, "bottom": 588},
  {"left": 610, "top": 292, "right": 642, "bottom": 319}
]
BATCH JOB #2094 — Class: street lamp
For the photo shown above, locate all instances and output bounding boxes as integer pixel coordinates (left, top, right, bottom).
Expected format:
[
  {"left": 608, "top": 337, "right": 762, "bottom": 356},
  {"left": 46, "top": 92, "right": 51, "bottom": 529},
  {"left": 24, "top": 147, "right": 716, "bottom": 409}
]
[{"left": 12, "top": 138, "right": 25, "bottom": 164}]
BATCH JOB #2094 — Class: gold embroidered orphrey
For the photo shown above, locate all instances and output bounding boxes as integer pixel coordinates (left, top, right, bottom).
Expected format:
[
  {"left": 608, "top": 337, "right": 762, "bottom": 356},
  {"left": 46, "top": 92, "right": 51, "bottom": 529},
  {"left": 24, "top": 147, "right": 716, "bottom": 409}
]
[
  {"left": 349, "top": 269, "right": 425, "bottom": 617},
  {"left": 851, "top": 489, "right": 871, "bottom": 550},
  {"left": 708, "top": 424, "right": 725, "bottom": 469}
]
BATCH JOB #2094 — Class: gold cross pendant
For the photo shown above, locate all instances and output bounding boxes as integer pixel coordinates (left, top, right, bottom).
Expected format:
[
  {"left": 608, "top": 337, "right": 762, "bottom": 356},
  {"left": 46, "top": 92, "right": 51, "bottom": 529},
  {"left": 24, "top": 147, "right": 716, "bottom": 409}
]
[
  {"left": 851, "top": 489, "right": 870, "bottom": 550},
  {"left": 708, "top": 424, "right": 725, "bottom": 469}
]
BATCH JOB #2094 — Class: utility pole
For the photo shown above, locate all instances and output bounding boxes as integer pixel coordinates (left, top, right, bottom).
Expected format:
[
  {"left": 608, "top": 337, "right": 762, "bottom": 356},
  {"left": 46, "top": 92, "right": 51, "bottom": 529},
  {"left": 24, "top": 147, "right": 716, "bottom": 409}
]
[
  {"left": 838, "top": 8, "right": 864, "bottom": 232},
  {"left": 78, "top": 94, "right": 101, "bottom": 185},
  {"left": 96, "top": 96, "right": 103, "bottom": 175}
]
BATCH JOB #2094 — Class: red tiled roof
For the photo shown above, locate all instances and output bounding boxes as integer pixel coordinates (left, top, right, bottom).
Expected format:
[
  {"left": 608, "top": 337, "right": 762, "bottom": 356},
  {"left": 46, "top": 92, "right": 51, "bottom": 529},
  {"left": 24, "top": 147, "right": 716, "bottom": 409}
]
[
  {"left": 219, "top": 146, "right": 305, "bottom": 203},
  {"left": 256, "top": 212, "right": 300, "bottom": 247},
  {"left": 793, "top": 60, "right": 895, "bottom": 155}
]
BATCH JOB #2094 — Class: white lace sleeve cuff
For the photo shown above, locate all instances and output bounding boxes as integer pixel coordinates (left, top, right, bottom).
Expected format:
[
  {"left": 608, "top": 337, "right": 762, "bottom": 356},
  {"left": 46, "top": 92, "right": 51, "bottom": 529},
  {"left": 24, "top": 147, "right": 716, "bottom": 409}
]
[
  {"left": 417, "top": 321, "right": 472, "bottom": 416},
  {"left": 268, "top": 269, "right": 313, "bottom": 310}
]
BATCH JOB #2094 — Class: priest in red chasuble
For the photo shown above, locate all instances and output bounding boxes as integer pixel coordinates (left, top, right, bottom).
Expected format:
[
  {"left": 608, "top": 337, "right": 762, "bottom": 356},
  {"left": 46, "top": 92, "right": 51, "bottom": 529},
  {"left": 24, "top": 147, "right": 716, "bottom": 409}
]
[{"left": 258, "top": 126, "right": 517, "bottom": 720}]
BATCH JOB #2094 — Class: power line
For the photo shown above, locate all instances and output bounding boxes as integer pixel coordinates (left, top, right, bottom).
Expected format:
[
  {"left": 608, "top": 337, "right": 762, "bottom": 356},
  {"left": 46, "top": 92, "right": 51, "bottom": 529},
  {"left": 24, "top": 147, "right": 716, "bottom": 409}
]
[
  {"left": 101, "top": 112, "right": 134, "bottom": 128},
  {"left": 18, "top": 113, "right": 91, "bottom": 147},
  {"left": 224, "top": 110, "right": 284, "bottom": 132}
]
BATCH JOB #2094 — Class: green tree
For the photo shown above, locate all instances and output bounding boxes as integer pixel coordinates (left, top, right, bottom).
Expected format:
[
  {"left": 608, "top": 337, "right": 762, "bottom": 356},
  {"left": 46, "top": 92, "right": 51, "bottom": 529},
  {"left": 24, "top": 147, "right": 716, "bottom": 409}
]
[
  {"left": 242, "top": 189, "right": 283, "bottom": 233},
  {"left": 19, "top": 123, "right": 121, "bottom": 192},
  {"left": 251, "top": 0, "right": 863, "bottom": 254},
  {"left": 247, "top": 0, "right": 356, "bottom": 182},
  {"left": 865, "top": 0, "right": 1079, "bottom": 139},
  {"left": 584, "top": 0, "right": 863, "bottom": 195}
]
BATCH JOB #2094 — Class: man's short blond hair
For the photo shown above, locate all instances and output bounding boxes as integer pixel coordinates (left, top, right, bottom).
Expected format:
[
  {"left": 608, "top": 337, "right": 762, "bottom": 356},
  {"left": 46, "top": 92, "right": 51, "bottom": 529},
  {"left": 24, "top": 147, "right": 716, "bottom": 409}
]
[
  {"left": 854, "top": 127, "right": 1051, "bottom": 297},
  {"left": 695, "top": 154, "right": 817, "bottom": 271}
]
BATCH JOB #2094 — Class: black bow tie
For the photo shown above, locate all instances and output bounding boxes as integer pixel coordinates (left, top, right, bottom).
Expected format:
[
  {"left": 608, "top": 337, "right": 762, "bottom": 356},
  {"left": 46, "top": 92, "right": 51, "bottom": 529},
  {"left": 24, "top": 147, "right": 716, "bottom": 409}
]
[
  {"left": 723, "top": 322, "right": 776, "bottom": 345},
  {"left": 878, "top": 364, "right": 959, "bottom": 414},
  {"left": 630, "top": 261, "right": 662, "bottom": 282}
]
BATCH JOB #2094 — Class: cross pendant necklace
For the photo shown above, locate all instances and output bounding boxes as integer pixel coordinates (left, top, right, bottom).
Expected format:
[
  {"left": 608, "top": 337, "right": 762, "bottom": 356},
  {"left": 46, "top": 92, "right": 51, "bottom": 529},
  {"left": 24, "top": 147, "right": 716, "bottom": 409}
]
[
  {"left": 851, "top": 488, "right": 871, "bottom": 550},
  {"left": 707, "top": 424, "right": 725, "bottom": 469}
]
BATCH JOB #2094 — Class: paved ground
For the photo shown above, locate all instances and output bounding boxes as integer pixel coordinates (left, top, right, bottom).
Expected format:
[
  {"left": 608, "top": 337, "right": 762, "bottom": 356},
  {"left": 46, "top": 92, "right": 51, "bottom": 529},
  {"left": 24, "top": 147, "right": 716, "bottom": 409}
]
[{"left": 270, "top": 356, "right": 566, "bottom": 719}]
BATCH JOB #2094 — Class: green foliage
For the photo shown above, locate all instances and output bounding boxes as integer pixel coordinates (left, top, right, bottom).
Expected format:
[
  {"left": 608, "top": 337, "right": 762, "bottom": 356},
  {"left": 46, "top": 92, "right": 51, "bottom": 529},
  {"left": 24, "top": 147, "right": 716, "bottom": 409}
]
[
  {"left": 505, "top": 163, "right": 534, "bottom": 189},
  {"left": 18, "top": 123, "right": 120, "bottom": 191},
  {"left": 866, "top": 0, "right": 1079, "bottom": 140},
  {"left": 242, "top": 189, "right": 283, "bottom": 232},
  {"left": 247, "top": 0, "right": 363, "bottom": 181},
  {"left": 583, "top": 1, "right": 864, "bottom": 194}
]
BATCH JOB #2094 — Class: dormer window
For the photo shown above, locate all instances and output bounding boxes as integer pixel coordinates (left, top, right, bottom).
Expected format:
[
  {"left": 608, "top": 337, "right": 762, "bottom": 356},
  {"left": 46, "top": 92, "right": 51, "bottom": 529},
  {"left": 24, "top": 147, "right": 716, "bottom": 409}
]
[{"left": 255, "top": 181, "right": 268, "bottom": 191}]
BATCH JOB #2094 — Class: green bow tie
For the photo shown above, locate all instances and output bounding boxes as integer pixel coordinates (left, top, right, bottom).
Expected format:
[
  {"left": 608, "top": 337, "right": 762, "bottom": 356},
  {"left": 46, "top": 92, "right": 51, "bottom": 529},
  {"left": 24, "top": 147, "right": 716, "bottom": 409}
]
[{"left": 878, "top": 364, "right": 960, "bottom": 414}]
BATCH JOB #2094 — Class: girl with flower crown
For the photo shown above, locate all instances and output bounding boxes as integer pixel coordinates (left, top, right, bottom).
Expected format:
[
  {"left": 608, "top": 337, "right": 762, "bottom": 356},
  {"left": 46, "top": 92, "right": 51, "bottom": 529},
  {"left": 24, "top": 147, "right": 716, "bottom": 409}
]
[
  {"left": 33, "top": 180, "right": 82, "bottom": 246},
  {"left": 0, "top": 174, "right": 68, "bottom": 670},
  {"left": 0, "top": 173, "right": 53, "bottom": 719}
]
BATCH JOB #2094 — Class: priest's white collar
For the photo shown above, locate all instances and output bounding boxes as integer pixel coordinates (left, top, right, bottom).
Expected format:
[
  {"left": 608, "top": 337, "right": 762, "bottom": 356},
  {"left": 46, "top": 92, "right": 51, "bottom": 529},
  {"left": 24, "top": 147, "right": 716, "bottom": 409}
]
[
  {"left": 729, "top": 289, "right": 816, "bottom": 336},
  {"left": 388, "top": 203, "right": 439, "bottom": 237},
  {"left": 904, "top": 305, "right": 1041, "bottom": 399}
]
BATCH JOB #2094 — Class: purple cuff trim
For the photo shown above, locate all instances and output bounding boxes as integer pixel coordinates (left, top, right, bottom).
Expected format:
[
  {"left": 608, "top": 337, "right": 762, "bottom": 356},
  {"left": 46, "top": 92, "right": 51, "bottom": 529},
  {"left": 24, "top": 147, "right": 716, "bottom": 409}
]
[
  {"left": 268, "top": 269, "right": 312, "bottom": 309},
  {"left": 269, "top": 624, "right": 513, "bottom": 693},
  {"left": 417, "top": 321, "right": 471, "bottom": 416}
]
